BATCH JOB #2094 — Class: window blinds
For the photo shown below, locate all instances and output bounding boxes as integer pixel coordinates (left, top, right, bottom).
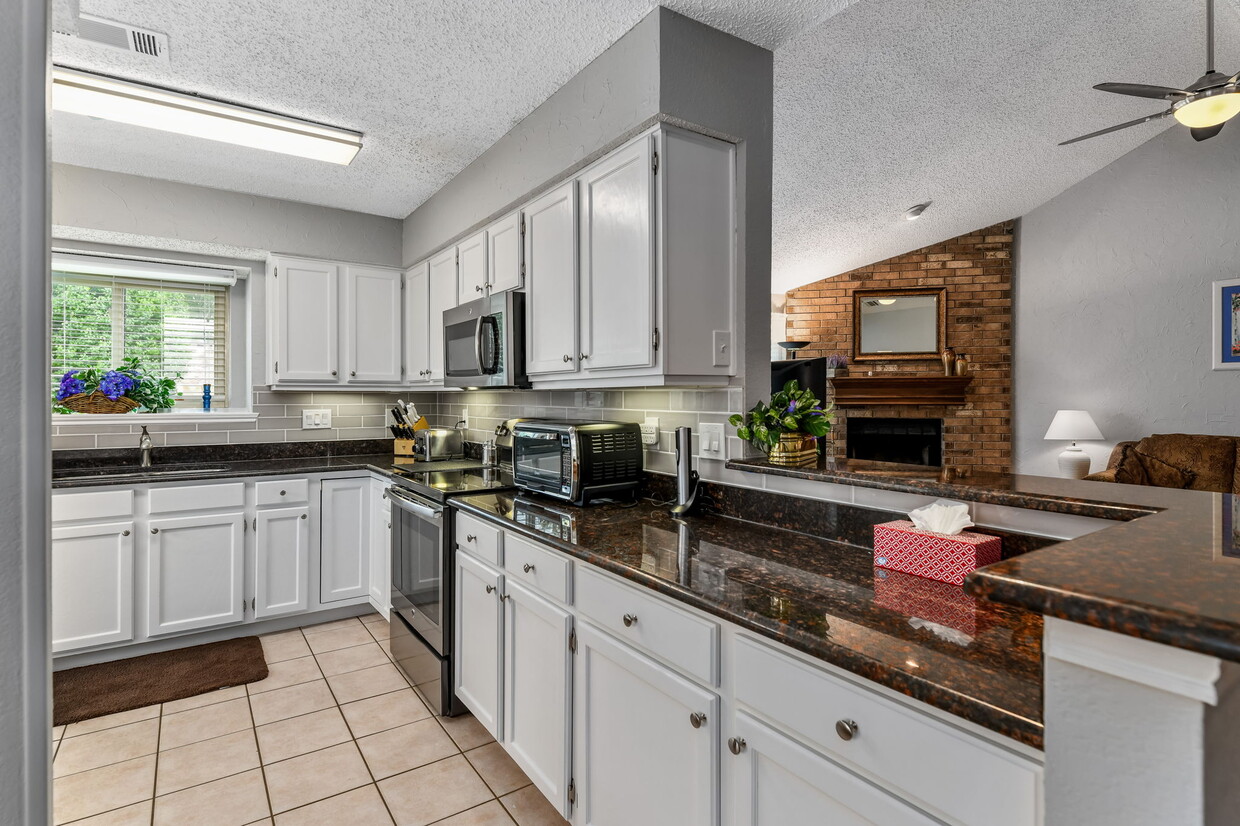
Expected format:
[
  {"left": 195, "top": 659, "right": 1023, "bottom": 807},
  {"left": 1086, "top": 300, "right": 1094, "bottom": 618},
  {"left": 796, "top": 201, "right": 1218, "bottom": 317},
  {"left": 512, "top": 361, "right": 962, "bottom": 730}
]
[{"left": 51, "top": 269, "right": 229, "bottom": 406}]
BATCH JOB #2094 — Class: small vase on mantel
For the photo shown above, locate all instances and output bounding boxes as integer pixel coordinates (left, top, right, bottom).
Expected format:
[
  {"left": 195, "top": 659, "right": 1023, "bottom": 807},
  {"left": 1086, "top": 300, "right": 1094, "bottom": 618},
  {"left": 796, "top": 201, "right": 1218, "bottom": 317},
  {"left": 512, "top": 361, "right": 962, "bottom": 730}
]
[
  {"left": 941, "top": 347, "right": 956, "bottom": 376},
  {"left": 769, "top": 433, "right": 818, "bottom": 468},
  {"left": 954, "top": 355, "right": 969, "bottom": 376}
]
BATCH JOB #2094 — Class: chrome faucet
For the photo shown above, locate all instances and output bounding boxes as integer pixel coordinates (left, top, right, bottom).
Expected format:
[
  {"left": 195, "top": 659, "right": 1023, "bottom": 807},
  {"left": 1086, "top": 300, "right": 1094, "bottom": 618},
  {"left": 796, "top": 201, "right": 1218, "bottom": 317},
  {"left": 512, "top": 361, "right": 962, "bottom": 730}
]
[{"left": 138, "top": 426, "right": 153, "bottom": 468}]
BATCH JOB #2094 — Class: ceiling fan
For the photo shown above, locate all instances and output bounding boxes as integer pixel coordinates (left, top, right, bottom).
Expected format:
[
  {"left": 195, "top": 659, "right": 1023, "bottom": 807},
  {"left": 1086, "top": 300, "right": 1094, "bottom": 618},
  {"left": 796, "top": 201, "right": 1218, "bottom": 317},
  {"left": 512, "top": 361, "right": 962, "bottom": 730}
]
[{"left": 1061, "top": 0, "right": 1240, "bottom": 145}]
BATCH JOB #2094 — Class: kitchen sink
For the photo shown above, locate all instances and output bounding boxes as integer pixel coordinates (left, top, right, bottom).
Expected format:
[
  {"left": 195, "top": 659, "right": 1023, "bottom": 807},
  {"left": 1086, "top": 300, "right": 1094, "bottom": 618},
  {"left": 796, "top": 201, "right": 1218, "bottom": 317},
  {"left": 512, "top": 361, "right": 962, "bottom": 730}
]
[{"left": 54, "top": 463, "right": 230, "bottom": 481}]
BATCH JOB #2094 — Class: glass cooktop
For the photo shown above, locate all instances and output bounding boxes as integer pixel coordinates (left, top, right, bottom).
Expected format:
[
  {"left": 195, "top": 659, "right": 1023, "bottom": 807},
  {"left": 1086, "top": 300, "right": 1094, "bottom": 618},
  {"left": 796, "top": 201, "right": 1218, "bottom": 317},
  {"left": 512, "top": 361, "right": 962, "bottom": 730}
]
[{"left": 388, "top": 460, "right": 514, "bottom": 502}]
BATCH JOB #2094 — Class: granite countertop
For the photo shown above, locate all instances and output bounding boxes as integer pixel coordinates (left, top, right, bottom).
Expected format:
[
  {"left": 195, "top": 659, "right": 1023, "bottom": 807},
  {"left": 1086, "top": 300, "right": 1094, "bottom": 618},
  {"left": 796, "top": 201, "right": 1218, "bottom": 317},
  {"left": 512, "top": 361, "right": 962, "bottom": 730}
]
[
  {"left": 454, "top": 492, "right": 1044, "bottom": 748},
  {"left": 51, "top": 453, "right": 398, "bottom": 488},
  {"left": 730, "top": 456, "right": 1240, "bottom": 665}
]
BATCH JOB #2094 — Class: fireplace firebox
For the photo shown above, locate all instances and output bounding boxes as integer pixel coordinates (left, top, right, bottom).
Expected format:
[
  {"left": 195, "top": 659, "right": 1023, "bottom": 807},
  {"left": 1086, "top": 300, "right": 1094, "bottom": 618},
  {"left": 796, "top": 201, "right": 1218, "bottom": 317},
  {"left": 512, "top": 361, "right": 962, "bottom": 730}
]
[{"left": 846, "top": 418, "right": 943, "bottom": 467}]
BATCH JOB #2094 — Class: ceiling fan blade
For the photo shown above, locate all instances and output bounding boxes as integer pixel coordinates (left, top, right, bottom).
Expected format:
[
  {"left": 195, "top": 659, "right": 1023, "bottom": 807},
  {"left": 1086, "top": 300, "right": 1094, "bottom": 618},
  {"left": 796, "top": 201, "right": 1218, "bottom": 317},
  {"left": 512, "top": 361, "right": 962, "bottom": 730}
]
[
  {"left": 1191, "top": 122, "right": 1226, "bottom": 141},
  {"left": 1094, "top": 82, "right": 1191, "bottom": 100},
  {"left": 1059, "top": 110, "right": 1171, "bottom": 145}
]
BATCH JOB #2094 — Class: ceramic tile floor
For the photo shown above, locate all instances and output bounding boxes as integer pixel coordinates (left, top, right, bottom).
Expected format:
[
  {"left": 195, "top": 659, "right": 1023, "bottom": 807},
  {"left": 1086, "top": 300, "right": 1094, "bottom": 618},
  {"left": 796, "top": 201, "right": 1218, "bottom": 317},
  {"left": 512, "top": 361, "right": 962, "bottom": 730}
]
[{"left": 51, "top": 614, "right": 569, "bottom": 826}]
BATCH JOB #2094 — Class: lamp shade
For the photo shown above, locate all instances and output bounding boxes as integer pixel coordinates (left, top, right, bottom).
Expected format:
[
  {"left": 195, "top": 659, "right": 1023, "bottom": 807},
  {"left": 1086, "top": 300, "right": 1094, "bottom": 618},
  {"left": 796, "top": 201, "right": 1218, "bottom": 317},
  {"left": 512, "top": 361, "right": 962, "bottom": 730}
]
[{"left": 1043, "top": 410, "right": 1103, "bottom": 441}]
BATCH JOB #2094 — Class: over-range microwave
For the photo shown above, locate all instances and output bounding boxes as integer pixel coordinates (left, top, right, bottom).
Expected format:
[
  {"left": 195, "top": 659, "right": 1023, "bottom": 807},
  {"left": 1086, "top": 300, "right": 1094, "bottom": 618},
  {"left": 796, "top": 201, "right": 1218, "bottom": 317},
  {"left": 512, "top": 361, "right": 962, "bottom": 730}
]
[{"left": 443, "top": 291, "right": 529, "bottom": 389}]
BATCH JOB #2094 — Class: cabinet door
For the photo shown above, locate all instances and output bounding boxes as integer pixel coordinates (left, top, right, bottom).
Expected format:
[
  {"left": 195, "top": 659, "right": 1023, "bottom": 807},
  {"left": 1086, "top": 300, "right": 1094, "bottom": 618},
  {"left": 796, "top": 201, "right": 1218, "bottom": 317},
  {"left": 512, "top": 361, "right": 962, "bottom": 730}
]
[
  {"left": 729, "top": 712, "right": 936, "bottom": 826},
  {"left": 321, "top": 478, "right": 369, "bottom": 603},
  {"left": 426, "top": 248, "right": 459, "bottom": 384},
  {"left": 275, "top": 258, "right": 339, "bottom": 382},
  {"left": 404, "top": 262, "right": 430, "bottom": 383},
  {"left": 524, "top": 181, "right": 579, "bottom": 377},
  {"left": 457, "top": 230, "right": 488, "bottom": 304},
  {"left": 574, "top": 620, "right": 718, "bottom": 826},
  {"left": 369, "top": 479, "right": 391, "bottom": 613},
  {"left": 455, "top": 551, "right": 504, "bottom": 740},
  {"left": 51, "top": 521, "right": 134, "bottom": 653},
  {"left": 344, "top": 265, "right": 403, "bottom": 384},
  {"left": 147, "top": 512, "right": 245, "bottom": 636},
  {"left": 254, "top": 506, "right": 310, "bottom": 619},
  {"left": 578, "top": 136, "right": 655, "bottom": 371},
  {"left": 487, "top": 211, "right": 523, "bottom": 293},
  {"left": 505, "top": 578, "right": 573, "bottom": 818}
]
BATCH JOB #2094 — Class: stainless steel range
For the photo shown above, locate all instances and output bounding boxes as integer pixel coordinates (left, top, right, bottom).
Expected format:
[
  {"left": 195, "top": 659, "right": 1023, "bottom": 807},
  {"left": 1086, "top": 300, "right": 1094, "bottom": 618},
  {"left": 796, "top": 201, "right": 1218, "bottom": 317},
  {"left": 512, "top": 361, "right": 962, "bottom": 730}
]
[{"left": 386, "top": 458, "right": 514, "bottom": 716}]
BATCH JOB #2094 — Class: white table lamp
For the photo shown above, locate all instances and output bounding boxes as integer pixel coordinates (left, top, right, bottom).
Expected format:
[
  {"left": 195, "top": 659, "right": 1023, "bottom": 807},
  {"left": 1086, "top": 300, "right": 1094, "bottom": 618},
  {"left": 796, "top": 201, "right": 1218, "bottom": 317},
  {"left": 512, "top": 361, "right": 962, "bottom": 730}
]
[{"left": 1044, "top": 410, "right": 1104, "bottom": 479}]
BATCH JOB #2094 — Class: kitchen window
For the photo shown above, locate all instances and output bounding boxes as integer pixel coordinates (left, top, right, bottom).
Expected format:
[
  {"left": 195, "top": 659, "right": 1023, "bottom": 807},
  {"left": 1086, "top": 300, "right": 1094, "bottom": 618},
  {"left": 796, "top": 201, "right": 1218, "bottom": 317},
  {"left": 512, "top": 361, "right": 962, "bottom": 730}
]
[{"left": 51, "top": 254, "right": 233, "bottom": 408}]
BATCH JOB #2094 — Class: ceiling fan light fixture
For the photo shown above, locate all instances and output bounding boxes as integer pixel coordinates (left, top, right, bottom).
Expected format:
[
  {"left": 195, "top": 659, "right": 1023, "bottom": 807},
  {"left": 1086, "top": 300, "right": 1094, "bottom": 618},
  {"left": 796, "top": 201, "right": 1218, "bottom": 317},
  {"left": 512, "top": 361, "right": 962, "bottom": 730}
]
[{"left": 1172, "top": 89, "right": 1240, "bottom": 127}]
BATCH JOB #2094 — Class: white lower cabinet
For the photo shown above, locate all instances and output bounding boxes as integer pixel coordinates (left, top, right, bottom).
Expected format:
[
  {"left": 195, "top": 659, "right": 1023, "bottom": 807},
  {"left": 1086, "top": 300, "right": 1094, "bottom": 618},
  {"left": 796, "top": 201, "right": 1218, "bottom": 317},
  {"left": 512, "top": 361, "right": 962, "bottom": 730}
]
[
  {"left": 254, "top": 505, "right": 311, "bottom": 619},
  {"left": 455, "top": 551, "right": 504, "bottom": 739},
  {"left": 369, "top": 479, "right": 392, "bottom": 614},
  {"left": 728, "top": 712, "right": 936, "bottom": 826},
  {"left": 51, "top": 521, "right": 135, "bottom": 653},
  {"left": 321, "top": 477, "right": 370, "bottom": 603},
  {"left": 573, "top": 619, "right": 719, "bottom": 826},
  {"left": 147, "top": 511, "right": 246, "bottom": 636},
  {"left": 504, "top": 578, "right": 574, "bottom": 818}
]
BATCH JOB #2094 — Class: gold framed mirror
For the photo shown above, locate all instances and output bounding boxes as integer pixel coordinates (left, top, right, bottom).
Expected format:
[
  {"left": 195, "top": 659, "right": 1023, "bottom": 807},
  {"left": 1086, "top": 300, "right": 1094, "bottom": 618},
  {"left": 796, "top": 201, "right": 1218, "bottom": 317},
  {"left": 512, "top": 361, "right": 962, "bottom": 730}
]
[{"left": 852, "top": 288, "right": 946, "bottom": 361}]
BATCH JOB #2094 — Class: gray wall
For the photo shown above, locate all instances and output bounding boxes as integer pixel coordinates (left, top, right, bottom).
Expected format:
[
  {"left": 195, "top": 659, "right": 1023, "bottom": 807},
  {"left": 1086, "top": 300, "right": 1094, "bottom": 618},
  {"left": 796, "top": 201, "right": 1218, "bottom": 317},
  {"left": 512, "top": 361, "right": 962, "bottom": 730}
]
[
  {"left": 1015, "top": 124, "right": 1240, "bottom": 475},
  {"left": 0, "top": 0, "right": 51, "bottom": 821},
  {"left": 54, "top": 164, "right": 404, "bottom": 267}
]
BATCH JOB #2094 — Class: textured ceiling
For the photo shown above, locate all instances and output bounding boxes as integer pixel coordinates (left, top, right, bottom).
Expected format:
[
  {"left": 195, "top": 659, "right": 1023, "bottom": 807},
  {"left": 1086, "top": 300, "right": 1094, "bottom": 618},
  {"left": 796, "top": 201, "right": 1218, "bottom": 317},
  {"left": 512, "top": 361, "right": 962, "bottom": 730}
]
[
  {"left": 771, "top": 0, "right": 1240, "bottom": 291},
  {"left": 51, "top": 0, "right": 849, "bottom": 218}
]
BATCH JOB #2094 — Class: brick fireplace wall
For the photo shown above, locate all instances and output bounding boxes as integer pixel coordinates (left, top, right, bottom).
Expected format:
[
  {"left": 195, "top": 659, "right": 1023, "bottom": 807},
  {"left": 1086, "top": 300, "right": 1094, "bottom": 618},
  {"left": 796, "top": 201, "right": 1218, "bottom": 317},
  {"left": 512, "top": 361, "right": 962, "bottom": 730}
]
[{"left": 784, "top": 221, "right": 1014, "bottom": 474}]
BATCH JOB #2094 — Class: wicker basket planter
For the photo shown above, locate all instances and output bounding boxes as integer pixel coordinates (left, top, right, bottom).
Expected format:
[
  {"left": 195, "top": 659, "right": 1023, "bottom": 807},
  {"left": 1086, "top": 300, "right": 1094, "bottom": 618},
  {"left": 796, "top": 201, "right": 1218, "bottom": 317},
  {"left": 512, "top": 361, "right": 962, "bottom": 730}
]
[{"left": 59, "top": 391, "right": 140, "bottom": 414}]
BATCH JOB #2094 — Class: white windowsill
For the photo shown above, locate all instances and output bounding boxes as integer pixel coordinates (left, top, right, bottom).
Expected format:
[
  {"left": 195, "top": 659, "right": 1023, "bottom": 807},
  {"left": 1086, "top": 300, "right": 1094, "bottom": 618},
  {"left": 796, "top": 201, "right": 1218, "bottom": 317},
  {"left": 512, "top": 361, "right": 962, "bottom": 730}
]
[{"left": 53, "top": 410, "right": 260, "bottom": 427}]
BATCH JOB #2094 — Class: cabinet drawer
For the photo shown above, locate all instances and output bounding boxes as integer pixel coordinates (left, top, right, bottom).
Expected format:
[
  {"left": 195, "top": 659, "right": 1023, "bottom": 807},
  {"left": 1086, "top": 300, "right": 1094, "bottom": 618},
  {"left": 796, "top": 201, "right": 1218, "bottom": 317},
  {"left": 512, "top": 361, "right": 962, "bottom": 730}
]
[
  {"left": 256, "top": 479, "right": 309, "bottom": 507},
  {"left": 575, "top": 564, "right": 718, "bottom": 685},
  {"left": 456, "top": 512, "right": 502, "bottom": 566},
  {"left": 149, "top": 482, "right": 245, "bottom": 514},
  {"left": 733, "top": 635, "right": 1041, "bottom": 826},
  {"left": 52, "top": 488, "right": 134, "bottom": 523},
  {"left": 504, "top": 534, "right": 571, "bottom": 604}
]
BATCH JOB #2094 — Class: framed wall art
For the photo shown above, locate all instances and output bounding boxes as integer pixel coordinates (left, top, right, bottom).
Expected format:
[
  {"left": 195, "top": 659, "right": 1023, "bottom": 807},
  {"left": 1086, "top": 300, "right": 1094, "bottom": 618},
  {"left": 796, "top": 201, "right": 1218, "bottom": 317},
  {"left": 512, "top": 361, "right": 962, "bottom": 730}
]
[{"left": 1213, "top": 278, "right": 1240, "bottom": 370}]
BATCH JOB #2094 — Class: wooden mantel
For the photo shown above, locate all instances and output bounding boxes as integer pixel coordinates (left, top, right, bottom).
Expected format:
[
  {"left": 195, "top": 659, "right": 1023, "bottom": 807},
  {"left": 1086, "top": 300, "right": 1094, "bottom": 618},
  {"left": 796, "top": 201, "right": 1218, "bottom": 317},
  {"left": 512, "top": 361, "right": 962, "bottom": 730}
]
[{"left": 828, "top": 375, "right": 973, "bottom": 407}]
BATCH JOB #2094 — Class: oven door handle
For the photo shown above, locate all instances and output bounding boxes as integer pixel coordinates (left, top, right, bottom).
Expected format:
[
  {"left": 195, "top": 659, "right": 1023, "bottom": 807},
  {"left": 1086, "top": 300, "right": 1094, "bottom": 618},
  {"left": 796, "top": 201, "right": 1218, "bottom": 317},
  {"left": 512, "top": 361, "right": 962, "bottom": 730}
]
[{"left": 386, "top": 487, "right": 442, "bottom": 521}]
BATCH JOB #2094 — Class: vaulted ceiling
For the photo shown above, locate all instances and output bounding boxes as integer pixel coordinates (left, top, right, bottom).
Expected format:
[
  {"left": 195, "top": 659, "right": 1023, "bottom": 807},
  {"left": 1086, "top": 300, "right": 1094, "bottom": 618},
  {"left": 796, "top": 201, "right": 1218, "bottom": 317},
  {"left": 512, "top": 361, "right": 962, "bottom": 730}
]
[{"left": 51, "top": 0, "right": 1240, "bottom": 290}]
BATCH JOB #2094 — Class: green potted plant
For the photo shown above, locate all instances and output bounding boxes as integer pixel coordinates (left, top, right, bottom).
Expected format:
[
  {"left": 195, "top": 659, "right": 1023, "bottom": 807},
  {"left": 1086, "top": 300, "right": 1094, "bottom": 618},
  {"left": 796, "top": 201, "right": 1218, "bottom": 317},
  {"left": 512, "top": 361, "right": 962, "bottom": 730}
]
[
  {"left": 729, "top": 380, "right": 833, "bottom": 467},
  {"left": 53, "top": 357, "right": 182, "bottom": 414}
]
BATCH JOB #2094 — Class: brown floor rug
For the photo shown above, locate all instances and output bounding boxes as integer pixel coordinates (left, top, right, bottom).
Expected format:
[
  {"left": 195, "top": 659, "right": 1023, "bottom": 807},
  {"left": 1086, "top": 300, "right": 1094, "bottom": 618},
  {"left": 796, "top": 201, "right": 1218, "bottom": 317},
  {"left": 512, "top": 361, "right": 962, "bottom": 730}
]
[{"left": 54, "top": 636, "right": 268, "bottom": 727}]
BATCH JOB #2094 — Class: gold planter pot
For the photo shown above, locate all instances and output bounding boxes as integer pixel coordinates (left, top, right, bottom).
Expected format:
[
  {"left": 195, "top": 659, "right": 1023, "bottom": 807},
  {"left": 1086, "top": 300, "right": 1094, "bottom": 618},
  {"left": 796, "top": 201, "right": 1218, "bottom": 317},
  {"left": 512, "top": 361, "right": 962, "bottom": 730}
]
[{"left": 768, "top": 433, "right": 818, "bottom": 467}]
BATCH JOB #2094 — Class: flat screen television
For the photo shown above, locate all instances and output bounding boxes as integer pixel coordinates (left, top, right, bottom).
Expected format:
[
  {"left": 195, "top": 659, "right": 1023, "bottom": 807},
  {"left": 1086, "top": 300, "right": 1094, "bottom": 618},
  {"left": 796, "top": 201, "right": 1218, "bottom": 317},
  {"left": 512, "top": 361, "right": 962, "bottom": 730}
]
[{"left": 771, "top": 357, "right": 827, "bottom": 403}]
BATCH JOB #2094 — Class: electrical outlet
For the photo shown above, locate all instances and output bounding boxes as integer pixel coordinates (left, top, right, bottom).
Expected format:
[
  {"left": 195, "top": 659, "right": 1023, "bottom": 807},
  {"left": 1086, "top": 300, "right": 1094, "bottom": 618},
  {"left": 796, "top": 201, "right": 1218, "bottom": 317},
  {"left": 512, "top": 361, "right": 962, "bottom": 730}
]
[
  {"left": 583, "top": 391, "right": 604, "bottom": 408},
  {"left": 462, "top": 407, "right": 470, "bottom": 430},
  {"left": 639, "top": 419, "right": 660, "bottom": 447},
  {"left": 698, "top": 423, "right": 726, "bottom": 459},
  {"left": 301, "top": 408, "right": 332, "bottom": 429}
]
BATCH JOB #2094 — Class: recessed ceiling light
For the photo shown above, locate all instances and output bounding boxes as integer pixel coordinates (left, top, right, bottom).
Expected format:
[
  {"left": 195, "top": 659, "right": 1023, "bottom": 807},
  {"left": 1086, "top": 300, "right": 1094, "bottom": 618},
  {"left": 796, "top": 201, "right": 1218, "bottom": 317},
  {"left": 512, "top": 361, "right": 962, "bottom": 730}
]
[
  {"left": 903, "top": 201, "right": 932, "bottom": 221},
  {"left": 51, "top": 66, "right": 363, "bottom": 165}
]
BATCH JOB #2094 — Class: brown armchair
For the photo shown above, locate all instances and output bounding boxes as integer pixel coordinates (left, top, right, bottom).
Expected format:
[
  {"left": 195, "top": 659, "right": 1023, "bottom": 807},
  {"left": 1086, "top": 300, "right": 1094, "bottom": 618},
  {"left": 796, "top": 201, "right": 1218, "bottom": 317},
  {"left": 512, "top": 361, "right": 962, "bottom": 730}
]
[{"left": 1084, "top": 434, "right": 1240, "bottom": 494}]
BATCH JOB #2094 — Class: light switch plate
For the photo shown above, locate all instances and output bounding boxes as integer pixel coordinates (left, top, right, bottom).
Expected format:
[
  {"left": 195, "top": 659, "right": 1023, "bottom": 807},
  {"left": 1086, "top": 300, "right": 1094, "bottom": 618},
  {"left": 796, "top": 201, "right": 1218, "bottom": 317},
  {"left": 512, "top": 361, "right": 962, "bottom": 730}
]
[
  {"left": 698, "top": 423, "right": 726, "bottom": 459},
  {"left": 301, "top": 408, "right": 332, "bottom": 429},
  {"left": 712, "top": 330, "right": 732, "bottom": 368}
]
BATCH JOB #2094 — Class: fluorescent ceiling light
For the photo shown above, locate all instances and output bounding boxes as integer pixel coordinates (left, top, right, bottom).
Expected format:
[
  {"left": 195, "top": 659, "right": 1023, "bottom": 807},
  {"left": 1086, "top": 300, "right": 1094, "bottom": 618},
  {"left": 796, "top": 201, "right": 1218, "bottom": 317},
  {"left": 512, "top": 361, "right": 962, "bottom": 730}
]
[{"left": 51, "top": 67, "right": 362, "bottom": 165}]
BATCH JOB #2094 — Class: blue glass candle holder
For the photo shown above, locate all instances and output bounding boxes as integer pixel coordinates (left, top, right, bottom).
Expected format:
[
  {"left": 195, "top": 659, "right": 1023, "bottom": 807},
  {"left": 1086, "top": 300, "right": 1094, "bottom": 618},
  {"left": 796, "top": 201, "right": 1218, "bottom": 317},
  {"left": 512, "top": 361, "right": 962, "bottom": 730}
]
[{"left": 202, "top": 383, "right": 212, "bottom": 411}]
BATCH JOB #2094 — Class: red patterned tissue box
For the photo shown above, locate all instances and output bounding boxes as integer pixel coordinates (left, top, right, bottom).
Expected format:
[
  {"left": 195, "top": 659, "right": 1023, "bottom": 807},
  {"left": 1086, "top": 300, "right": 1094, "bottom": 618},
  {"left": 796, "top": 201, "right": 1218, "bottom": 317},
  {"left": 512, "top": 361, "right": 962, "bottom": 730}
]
[{"left": 872, "top": 520, "right": 1001, "bottom": 586}]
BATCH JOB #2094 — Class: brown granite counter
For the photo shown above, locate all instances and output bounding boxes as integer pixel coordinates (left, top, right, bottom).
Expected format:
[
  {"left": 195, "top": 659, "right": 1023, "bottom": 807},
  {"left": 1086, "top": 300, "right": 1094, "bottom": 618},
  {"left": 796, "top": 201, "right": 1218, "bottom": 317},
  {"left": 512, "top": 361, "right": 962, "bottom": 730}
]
[
  {"left": 729, "top": 456, "right": 1240, "bottom": 665},
  {"left": 454, "top": 492, "right": 1044, "bottom": 748}
]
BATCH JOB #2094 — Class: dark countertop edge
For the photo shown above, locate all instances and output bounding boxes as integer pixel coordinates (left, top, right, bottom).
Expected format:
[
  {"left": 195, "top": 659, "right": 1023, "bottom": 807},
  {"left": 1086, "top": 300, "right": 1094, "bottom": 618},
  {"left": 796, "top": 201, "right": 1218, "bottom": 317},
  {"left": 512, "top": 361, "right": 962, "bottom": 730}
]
[
  {"left": 453, "top": 497, "right": 1044, "bottom": 749},
  {"left": 725, "top": 458, "right": 1162, "bottom": 521},
  {"left": 51, "top": 454, "right": 397, "bottom": 489},
  {"left": 966, "top": 567, "right": 1240, "bottom": 664}
]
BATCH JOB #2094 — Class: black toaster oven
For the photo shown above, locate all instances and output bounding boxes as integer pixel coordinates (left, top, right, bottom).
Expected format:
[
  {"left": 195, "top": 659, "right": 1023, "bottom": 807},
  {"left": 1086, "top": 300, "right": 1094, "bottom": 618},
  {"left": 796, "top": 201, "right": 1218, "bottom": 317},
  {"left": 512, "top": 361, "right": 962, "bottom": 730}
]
[{"left": 512, "top": 420, "right": 643, "bottom": 505}]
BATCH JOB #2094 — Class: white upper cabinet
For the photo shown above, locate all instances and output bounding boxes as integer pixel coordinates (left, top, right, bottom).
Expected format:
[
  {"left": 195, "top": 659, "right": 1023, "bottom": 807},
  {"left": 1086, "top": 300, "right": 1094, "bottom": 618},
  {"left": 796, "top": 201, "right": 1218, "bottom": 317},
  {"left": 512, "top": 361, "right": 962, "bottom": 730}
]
[
  {"left": 343, "top": 265, "right": 403, "bottom": 384},
  {"left": 524, "top": 181, "right": 579, "bottom": 377},
  {"left": 273, "top": 257, "right": 339, "bottom": 382},
  {"left": 457, "top": 229, "right": 488, "bottom": 305},
  {"left": 487, "top": 211, "right": 523, "bottom": 294},
  {"left": 426, "top": 247, "right": 459, "bottom": 384},
  {"left": 578, "top": 135, "right": 656, "bottom": 372},
  {"left": 404, "top": 262, "right": 431, "bottom": 384}
]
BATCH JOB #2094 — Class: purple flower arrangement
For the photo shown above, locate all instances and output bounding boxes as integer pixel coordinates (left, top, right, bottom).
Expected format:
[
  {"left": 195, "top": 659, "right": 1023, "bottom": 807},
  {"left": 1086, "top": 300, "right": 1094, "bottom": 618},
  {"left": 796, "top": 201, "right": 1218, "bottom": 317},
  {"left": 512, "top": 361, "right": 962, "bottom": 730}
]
[
  {"left": 52, "top": 358, "right": 181, "bottom": 413},
  {"left": 56, "top": 370, "right": 86, "bottom": 401},
  {"left": 98, "top": 370, "right": 137, "bottom": 400}
]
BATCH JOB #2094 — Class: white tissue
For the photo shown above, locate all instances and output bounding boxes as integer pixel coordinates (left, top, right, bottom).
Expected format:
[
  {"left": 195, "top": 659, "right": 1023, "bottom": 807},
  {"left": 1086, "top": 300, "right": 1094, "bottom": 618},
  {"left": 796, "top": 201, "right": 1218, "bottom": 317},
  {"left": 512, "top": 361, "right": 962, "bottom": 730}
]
[{"left": 908, "top": 499, "right": 974, "bottom": 536}]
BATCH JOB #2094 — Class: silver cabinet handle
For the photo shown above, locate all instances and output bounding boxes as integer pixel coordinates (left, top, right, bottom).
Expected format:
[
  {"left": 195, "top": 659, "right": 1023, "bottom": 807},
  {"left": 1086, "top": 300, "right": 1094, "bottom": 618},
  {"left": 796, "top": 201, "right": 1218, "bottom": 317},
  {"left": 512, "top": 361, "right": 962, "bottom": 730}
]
[
  {"left": 280, "top": 489, "right": 286, "bottom": 496},
  {"left": 562, "top": 354, "right": 572, "bottom": 363},
  {"left": 835, "top": 719, "right": 859, "bottom": 741},
  {"left": 689, "top": 712, "right": 707, "bottom": 729},
  {"left": 622, "top": 613, "right": 637, "bottom": 627},
  {"left": 150, "top": 528, "right": 159, "bottom": 534},
  {"left": 331, "top": 370, "right": 337, "bottom": 376},
  {"left": 579, "top": 353, "right": 589, "bottom": 360},
  {"left": 386, "top": 522, "right": 391, "bottom": 529},
  {"left": 728, "top": 737, "right": 747, "bottom": 755},
  {"left": 486, "top": 585, "right": 496, "bottom": 594},
  {"left": 300, "top": 513, "right": 307, "bottom": 520},
  {"left": 466, "top": 534, "right": 477, "bottom": 542},
  {"left": 523, "top": 563, "right": 535, "bottom": 573},
  {"left": 350, "top": 371, "right": 356, "bottom": 377},
  {"left": 475, "top": 285, "right": 483, "bottom": 292},
  {"left": 499, "top": 593, "right": 509, "bottom": 602},
  {"left": 121, "top": 529, "right": 130, "bottom": 537}
]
